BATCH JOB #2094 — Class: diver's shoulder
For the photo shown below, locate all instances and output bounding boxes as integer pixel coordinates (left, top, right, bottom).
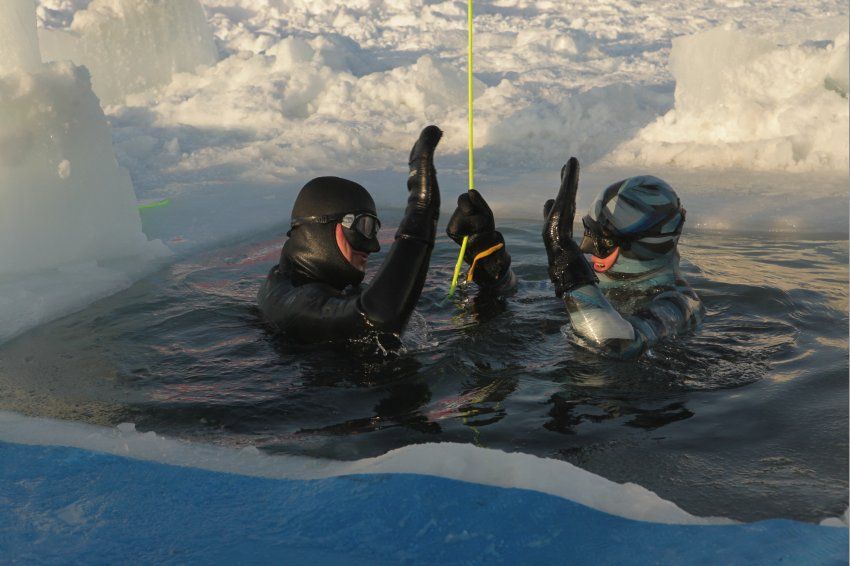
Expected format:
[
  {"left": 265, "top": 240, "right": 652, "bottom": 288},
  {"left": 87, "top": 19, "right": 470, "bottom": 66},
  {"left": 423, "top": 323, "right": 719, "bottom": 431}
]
[{"left": 271, "top": 265, "right": 363, "bottom": 301}]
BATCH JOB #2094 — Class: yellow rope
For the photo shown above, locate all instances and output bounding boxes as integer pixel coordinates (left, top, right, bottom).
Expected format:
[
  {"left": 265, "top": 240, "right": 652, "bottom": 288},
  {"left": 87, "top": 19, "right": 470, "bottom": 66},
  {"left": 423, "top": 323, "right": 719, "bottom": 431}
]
[{"left": 448, "top": 0, "right": 475, "bottom": 297}]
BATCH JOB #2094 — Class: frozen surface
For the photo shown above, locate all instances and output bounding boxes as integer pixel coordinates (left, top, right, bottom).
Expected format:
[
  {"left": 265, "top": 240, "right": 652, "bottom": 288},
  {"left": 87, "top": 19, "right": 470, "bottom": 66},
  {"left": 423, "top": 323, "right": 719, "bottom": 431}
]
[
  {"left": 32, "top": 1, "right": 847, "bottom": 194},
  {"left": 38, "top": 0, "right": 218, "bottom": 104},
  {"left": 114, "top": 2, "right": 850, "bottom": 187}
]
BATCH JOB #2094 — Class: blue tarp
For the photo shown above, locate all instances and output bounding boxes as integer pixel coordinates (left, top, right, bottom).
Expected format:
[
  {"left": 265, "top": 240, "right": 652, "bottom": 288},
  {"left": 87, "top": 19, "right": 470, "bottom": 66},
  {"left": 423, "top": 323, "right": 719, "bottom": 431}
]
[{"left": 0, "top": 441, "right": 846, "bottom": 564}]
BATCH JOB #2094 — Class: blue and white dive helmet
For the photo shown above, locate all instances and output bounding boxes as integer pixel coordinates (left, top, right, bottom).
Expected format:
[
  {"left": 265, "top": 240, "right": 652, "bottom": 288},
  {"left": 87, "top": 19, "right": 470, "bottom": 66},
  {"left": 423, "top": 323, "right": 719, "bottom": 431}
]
[{"left": 579, "top": 176, "right": 685, "bottom": 276}]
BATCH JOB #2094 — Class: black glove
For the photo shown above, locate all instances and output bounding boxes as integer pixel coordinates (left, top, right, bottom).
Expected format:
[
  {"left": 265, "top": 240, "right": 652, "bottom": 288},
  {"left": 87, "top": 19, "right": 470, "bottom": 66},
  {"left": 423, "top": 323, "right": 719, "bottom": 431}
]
[
  {"left": 542, "top": 157, "right": 597, "bottom": 297},
  {"left": 447, "top": 190, "right": 495, "bottom": 244},
  {"left": 397, "top": 125, "right": 442, "bottom": 245},
  {"left": 447, "top": 190, "right": 511, "bottom": 288}
]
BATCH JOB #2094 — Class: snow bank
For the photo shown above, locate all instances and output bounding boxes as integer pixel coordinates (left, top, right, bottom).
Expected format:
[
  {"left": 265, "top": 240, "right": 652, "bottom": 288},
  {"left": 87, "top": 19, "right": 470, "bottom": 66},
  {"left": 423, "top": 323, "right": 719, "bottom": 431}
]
[
  {"left": 87, "top": 0, "right": 846, "bottom": 206},
  {"left": 111, "top": 41, "right": 481, "bottom": 187},
  {"left": 0, "top": 1, "right": 167, "bottom": 343},
  {"left": 0, "top": 410, "right": 727, "bottom": 526},
  {"left": 609, "top": 20, "right": 850, "bottom": 173},
  {"left": 39, "top": 0, "right": 218, "bottom": 104}
]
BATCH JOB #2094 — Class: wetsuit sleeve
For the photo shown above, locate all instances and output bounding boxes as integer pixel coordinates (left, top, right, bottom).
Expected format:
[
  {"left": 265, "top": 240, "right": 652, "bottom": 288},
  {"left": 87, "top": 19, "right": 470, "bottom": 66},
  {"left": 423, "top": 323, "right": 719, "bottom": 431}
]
[
  {"left": 563, "top": 281, "right": 704, "bottom": 359},
  {"left": 357, "top": 125, "right": 442, "bottom": 334},
  {"left": 257, "top": 266, "right": 368, "bottom": 341}
]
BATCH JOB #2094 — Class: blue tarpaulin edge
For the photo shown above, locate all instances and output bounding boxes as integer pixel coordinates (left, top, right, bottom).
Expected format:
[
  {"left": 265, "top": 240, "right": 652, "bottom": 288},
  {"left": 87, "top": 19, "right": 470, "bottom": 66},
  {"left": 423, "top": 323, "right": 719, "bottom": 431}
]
[{"left": 0, "top": 441, "right": 845, "bottom": 565}]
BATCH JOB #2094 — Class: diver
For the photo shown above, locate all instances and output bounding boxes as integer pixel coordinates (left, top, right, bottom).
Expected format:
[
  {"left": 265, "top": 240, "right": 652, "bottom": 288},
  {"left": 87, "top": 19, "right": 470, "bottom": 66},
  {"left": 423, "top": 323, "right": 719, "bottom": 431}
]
[
  {"left": 445, "top": 189, "right": 517, "bottom": 296},
  {"left": 257, "top": 125, "right": 442, "bottom": 344},
  {"left": 542, "top": 157, "right": 704, "bottom": 359}
]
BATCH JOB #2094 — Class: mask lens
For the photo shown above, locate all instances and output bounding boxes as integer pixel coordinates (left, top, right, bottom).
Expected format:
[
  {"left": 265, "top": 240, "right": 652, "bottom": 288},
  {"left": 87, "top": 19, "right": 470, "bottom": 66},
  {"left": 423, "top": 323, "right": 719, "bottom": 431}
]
[
  {"left": 582, "top": 215, "right": 618, "bottom": 257},
  {"left": 354, "top": 215, "right": 380, "bottom": 239},
  {"left": 596, "top": 237, "right": 617, "bottom": 257}
]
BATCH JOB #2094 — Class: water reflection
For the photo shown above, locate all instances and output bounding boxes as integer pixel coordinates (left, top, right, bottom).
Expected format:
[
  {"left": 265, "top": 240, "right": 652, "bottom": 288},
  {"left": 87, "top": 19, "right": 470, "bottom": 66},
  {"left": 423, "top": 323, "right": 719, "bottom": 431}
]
[
  {"left": 0, "top": 223, "right": 846, "bottom": 521},
  {"left": 545, "top": 394, "right": 695, "bottom": 435}
]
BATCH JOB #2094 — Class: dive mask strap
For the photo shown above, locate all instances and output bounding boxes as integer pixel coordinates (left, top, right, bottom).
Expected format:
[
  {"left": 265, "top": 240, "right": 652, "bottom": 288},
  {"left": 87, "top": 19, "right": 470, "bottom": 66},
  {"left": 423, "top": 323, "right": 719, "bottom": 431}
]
[{"left": 289, "top": 211, "right": 381, "bottom": 238}]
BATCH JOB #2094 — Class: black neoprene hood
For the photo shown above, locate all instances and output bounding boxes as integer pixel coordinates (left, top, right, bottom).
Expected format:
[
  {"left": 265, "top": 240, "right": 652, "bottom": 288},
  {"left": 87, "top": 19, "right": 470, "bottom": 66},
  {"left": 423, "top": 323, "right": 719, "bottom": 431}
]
[{"left": 281, "top": 176, "right": 378, "bottom": 290}]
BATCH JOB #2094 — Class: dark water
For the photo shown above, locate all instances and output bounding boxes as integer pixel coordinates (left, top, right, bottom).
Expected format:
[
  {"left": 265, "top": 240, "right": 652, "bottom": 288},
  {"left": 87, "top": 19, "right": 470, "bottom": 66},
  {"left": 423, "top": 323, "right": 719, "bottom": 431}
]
[{"left": 0, "top": 214, "right": 847, "bottom": 523}]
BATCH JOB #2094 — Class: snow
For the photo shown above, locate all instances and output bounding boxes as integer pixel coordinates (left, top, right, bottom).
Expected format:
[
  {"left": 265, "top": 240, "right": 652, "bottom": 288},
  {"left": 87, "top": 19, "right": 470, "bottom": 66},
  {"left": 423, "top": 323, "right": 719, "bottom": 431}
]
[{"left": 31, "top": 0, "right": 847, "bottom": 197}]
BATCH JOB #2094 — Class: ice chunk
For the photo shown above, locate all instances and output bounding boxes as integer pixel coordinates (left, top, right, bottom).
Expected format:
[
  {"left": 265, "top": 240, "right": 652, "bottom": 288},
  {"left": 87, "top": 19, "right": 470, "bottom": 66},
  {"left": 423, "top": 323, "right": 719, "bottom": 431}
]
[
  {"left": 0, "top": 62, "right": 155, "bottom": 275},
  {"left": 39, "top": 0, "right": 218, "bottom": 104},
  {"left": 0, "top": 60, "right": 168, "bottom": 342},
  {"left": 57, "top": 159, "right": 71, "bottom": 179},
  {"left": 669, "top": 27, "right": 773, "bottom": 114},
  {"left": 0, "top": 0, "right": 43, "bottom": 73},
  {"left": 609, "top": 20, "right": 850, "bottom": 173},
  {"left": 825, "top": 32, "right": 849, "bottom": 97}
]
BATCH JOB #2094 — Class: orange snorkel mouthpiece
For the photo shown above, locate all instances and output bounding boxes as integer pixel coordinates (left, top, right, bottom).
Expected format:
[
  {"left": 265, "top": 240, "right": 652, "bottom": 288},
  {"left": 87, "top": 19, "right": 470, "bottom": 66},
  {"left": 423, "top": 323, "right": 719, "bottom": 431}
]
[{"left": 591, "top": 247, "right": 620, "bottom": 273}]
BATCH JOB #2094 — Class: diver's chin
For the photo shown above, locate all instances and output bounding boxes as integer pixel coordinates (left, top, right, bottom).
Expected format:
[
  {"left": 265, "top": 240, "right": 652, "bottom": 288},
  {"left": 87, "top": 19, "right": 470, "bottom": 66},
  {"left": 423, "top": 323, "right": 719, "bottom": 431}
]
[
  {"left": 589, "top": 247, "right": 620, "bottom": 273},
  {"left": 350, "top": 251, "right": 369, "bottom": 271}
]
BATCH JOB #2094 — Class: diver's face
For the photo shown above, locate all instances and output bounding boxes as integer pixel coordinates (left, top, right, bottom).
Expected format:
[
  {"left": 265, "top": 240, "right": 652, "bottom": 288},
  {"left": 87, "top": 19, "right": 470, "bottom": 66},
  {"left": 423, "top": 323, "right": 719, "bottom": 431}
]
[
  {"left": 588, "top": 247, "right": 620, "bottom": 273},
  {"left": 580, "top": 217, "right": 621, "bottom": 273},
  {"left": 335, "top": 223, "right": 369, "bottom": 271}
]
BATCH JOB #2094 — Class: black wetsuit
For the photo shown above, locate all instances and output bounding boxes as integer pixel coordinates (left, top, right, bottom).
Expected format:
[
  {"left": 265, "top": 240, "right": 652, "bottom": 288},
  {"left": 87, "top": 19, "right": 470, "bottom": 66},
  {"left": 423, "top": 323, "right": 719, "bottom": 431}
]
[{"left": 258, "top": 126, "right": 442, "bottom": 344}]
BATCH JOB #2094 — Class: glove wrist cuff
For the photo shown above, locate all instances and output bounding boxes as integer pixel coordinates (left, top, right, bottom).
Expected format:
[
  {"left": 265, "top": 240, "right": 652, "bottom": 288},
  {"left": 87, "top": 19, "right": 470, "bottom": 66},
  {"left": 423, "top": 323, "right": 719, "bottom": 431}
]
[
  {"left": 464, "top": 231, "right": 513, "bottom": 288},
  {"left": 464, "top": 231, "right": 504, "bottom": 263},
  {"left": 397, "top": 208, "right": 438, "bottom": 245},
  {"left": 548, "top": 254, "right": 598, "bottom": 297}
]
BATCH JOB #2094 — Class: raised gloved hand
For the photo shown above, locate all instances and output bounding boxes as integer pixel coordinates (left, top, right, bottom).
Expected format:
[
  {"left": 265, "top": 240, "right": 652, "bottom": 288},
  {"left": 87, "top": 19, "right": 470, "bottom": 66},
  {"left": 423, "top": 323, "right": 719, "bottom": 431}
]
[
  {"left": 447, "top": 190, "right": 512, "bottom": 288},
  {"left": 542, "top": 157, "right": 597, "bottom": 297},
  {"left": 360, "top": 126, "right": 442, "bottom": 332},
  {"left": 397, "top": 125, "right": 442, "bottom": 244},
  {"left": 447, "top": 190, "right": 496, "bottom": 245}
]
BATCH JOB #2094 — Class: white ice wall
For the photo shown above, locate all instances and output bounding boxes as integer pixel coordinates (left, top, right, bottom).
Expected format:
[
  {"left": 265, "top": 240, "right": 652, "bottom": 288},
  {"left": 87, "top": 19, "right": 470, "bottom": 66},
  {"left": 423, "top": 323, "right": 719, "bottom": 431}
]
[
  {"left": 39, "top": 0, "right": 218, "bottom": 104},
  {"left": 0, "top": 63, "right": 155, "bottom": 275},
  {"left": 0, "top": 0, "right": 167, "bottom": 343},
  {"left": 0, "top": 0, "right": 42, "bottom": 73},
  {"left": 609, "top": 20, "right": 850, "bottom": 173}
]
